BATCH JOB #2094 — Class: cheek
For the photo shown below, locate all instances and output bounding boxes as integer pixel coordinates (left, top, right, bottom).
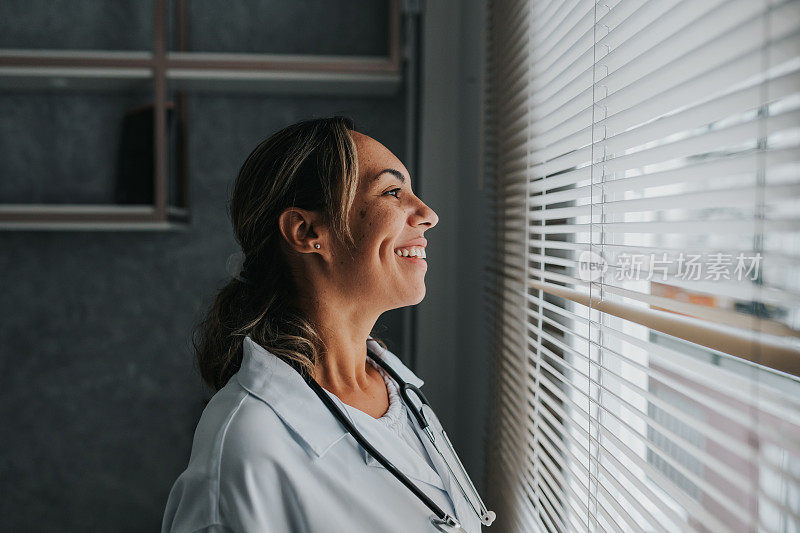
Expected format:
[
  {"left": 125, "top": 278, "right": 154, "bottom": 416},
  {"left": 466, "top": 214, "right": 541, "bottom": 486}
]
[
  {"left": 349, "top": 213, "right": 385, "bottom": 258},
  {"left": 350, "top": 202, "right": 405, "bottom": 258}
]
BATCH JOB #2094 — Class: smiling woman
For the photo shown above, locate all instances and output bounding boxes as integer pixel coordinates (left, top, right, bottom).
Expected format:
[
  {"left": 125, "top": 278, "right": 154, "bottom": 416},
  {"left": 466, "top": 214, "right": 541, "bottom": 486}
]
[{"left": 160, "top": 116, "right": 489, "bottom": 533}]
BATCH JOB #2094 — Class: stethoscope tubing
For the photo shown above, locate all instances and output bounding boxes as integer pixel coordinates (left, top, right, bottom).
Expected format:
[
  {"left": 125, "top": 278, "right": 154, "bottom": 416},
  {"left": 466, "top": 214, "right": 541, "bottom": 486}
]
[
  {"left": 369, "top": 353, "right": 492, "bottom": 525},
  {"left": 301, "top": 371, "right": 459, "bottom": 526}
]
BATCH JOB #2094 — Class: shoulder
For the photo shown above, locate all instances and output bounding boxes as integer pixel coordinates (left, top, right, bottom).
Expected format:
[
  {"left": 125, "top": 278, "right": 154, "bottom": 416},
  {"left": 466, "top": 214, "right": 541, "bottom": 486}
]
[
  {"left": 206, "top": 383, "right": 312, "bottom": 531},
  {"left": 162, "top": 380, "right": 301, "bottom": 533},
  {"left": 185, "top": 380, "right": 285, "bottom": 462},
  {"left": 191, "top": 377, "right": 301, "bottom": 470},
  {"left": 216, "top": 387, "right": 299, "bottom": 463}
]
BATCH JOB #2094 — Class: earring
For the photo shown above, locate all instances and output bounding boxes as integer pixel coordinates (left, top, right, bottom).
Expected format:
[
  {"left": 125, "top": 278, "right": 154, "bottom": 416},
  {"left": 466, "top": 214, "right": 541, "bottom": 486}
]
[{"left": 314, "top": 243, "right": 321, "bottom": 249}]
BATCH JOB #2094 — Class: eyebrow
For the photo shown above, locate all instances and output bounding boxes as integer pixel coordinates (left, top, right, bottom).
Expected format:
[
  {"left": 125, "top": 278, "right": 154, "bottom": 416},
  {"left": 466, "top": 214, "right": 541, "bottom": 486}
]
[{"left": 372, "top": 168, "right": 406, "bottom": 184}]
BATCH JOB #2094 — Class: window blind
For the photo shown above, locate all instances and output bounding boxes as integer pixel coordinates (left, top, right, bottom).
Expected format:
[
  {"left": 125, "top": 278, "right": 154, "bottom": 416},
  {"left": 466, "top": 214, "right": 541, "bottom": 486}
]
[{"left": 484, "top": 0, "right": 800, "bottom": 531}]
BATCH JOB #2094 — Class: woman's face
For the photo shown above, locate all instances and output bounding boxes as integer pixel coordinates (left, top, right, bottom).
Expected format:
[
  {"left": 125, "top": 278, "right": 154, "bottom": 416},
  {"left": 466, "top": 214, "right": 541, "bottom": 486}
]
[{"left": 335, "top": 130, "right": 439, "bottom": 311}]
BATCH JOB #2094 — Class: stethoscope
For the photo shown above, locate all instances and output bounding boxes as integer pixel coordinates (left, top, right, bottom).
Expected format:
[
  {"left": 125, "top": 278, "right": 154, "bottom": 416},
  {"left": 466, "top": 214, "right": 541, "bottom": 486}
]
[{"left": 292, "top": 346, "right": 496, "bottom": 532}]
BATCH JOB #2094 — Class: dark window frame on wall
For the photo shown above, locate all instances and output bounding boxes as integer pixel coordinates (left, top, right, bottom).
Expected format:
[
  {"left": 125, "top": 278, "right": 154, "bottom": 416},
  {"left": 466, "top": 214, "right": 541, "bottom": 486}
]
[{"left": 0, "top": 0, "right": 402, "bottom": 230}]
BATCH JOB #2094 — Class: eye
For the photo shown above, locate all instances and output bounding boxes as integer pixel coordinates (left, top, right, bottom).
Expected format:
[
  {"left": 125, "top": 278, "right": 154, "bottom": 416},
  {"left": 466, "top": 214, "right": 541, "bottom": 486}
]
[{"left": 383, "top": 188, "right": 402, "bottom": 199}]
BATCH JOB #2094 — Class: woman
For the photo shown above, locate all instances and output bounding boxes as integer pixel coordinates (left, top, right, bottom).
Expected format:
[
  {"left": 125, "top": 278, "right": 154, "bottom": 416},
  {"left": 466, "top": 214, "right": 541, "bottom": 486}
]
[{"left": 161, "top": 116, "right": 491, "bottom": 532}]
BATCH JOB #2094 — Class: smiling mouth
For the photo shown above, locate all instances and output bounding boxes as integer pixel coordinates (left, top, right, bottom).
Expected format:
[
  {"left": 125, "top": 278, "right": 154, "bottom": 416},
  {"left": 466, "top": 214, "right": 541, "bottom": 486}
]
[
  {"left": 394, "top": 247, "right": 426, "bottom": 259},
  {"left": 395, "top": 252, "right": 427, "bottom": 267}
]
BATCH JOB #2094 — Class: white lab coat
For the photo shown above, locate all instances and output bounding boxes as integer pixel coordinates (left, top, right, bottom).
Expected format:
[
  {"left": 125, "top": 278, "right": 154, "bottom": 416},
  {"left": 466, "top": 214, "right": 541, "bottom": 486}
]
[{"left": 161, "top": 335, "right": 483, "bottom": 533}]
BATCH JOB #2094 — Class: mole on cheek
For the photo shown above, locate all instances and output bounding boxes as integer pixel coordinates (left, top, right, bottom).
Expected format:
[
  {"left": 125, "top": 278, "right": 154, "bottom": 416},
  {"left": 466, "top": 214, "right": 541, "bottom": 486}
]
[{"left": 359, "top": 209, "right": 367, "bottom": 219}]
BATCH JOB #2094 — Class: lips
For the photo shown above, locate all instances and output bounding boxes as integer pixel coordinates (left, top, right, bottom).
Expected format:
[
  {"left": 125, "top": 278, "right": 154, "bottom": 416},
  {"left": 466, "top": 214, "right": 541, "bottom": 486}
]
[
  {"left": 397, "top": 254, "right": 427, "bottom": 267},
  {"left": 394, "top": 237, "right": 427, "bottom": 251}
]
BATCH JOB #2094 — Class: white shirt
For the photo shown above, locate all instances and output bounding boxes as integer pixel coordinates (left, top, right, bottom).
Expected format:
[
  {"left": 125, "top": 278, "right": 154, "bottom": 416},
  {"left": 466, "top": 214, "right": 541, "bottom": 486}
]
[
  {"left": 328, "top": 356, "right": 436, "bottom": 473},
  {"left": 161, "top": 335, "right": 482, "bottom": 533}
]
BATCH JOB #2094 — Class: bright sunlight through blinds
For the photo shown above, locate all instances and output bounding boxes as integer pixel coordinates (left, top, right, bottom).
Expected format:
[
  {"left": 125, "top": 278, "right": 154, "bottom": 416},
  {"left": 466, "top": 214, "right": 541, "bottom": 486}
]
[{"left": 483, "top": 0, "right": 800, "bottom": 531}]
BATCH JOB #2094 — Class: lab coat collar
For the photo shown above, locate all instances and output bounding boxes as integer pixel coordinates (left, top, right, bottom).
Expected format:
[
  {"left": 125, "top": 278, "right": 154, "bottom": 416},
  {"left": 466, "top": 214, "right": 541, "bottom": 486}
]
[{"left": 236, "top": 335, "right": 424, "bottom": 459}]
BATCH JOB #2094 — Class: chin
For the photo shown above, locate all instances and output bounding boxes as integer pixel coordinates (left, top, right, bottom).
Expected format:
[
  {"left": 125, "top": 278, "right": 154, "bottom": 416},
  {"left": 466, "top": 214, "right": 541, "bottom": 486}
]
[
  {"left": 410, "top": 285, "right": 426, "bottom": 305},
  {"left": 390, "top": 286, "right": 426, "bottom": 309}
]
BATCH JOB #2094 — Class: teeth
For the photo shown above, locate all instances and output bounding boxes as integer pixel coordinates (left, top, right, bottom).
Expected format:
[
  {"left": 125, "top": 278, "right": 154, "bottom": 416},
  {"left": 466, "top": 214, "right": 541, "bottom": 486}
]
[{"left": 395, "top": 247, "right": 426, "bottom": 258}]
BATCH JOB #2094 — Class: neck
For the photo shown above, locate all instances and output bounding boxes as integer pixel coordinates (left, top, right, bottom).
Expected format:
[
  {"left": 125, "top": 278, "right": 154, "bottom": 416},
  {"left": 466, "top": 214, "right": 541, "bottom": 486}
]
[{"left": 298, "top": 289, "right": 380, "bottom": 396}]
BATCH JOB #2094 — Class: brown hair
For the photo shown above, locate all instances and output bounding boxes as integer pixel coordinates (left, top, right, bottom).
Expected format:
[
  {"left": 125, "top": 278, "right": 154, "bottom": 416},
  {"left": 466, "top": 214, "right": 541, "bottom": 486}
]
[{"left": 193, "top": 116, "right": 387, "bottom": 391}]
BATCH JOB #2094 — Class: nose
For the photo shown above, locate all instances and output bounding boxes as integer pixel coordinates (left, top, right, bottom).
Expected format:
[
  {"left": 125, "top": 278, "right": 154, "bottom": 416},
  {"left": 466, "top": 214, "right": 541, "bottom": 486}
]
[{"left": 413, "top": 198, "right": 439, "bottom": 229}]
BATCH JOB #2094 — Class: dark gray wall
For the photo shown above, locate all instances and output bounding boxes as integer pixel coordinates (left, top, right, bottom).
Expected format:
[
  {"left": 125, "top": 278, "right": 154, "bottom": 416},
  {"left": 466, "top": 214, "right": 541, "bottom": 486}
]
[
  {"left": 0, "top": 2, "right": 407, "bottom": 532},
  {"left": 416, "top": 0, "right": 491, "bottom": 496}
]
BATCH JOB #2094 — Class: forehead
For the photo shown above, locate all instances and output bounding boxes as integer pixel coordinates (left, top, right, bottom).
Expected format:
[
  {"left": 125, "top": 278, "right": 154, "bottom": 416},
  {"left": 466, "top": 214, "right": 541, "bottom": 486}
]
[{"left": 350, "top": 130, "right": 410, "bottom": 187}]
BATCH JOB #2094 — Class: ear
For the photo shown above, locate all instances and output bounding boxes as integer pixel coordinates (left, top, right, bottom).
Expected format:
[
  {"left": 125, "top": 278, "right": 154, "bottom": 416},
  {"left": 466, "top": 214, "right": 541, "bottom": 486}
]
[{"left": 278, "top": 207, "right": 328, "bottom": 255}]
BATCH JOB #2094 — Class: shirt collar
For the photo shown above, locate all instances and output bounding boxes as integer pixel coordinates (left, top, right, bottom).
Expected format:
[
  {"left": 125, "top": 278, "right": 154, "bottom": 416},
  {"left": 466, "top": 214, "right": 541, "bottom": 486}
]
[{"left": 236, "top": 335, "right": 424, "bottom": 459}]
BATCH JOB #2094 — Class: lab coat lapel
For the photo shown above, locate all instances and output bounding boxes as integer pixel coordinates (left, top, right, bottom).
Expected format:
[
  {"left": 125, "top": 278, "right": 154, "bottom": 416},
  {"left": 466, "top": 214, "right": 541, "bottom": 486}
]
[{"left": 237, "top": 336, "right": 350, "bottom": 458}]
